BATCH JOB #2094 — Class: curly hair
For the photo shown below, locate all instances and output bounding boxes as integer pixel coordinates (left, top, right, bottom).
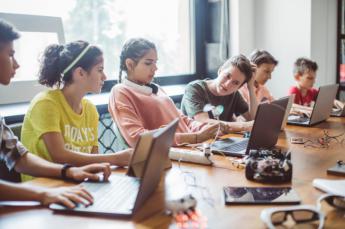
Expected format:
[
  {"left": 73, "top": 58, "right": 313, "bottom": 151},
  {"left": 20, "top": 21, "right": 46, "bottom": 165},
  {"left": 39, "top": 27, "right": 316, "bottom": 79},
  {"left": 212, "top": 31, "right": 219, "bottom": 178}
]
[{"left": 38, "top": 40, "right": 102, "bottom": 88}]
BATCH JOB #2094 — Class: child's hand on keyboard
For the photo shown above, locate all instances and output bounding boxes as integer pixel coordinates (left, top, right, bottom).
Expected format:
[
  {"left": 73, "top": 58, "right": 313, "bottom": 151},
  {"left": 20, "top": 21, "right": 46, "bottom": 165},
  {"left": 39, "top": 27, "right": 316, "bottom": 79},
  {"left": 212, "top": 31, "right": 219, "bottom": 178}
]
[
  {"left": 66, "top": 163, "right": 111, "bottom": 182},
  {"left": 40, "top": 185, "right": 93, "bottom": 209},
  {"left": 290, "top": 104, "right": 312, "bottom": 118}
]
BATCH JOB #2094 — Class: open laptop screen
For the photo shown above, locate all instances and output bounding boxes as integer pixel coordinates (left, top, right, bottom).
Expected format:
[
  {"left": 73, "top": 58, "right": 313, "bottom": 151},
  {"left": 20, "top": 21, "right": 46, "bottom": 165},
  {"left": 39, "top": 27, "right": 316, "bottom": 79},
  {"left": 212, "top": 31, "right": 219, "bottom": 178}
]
[
  {"left": 246, "top": 99, "right": 287, "bottom": 153},
  {"left": 133, "top": 118, "right": 179, "bottom": 212}
]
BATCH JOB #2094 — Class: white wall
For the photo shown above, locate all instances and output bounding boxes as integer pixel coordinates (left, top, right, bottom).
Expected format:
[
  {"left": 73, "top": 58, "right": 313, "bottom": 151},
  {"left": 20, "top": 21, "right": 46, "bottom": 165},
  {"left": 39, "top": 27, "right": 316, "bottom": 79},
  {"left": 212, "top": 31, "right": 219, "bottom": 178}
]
[
  {"left": 230, "top": 0, "right": 255, "bottom": 55},
  {"left": 231, "top": 0, "right": 337, "bottom": 98},
  {"left": 310, "top": 0, "right": 337, "bottom": 87},
  {"left": 254, "top": 0, "right": 312, "bottom": 98}
]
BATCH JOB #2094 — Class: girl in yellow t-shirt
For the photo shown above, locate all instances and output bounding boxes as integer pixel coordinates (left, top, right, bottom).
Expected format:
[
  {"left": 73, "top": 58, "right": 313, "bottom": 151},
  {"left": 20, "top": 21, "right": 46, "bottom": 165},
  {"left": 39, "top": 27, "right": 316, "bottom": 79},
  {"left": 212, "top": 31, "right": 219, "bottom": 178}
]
[{"left": 21, "top": 40, "right": 132, "bottom": 181}]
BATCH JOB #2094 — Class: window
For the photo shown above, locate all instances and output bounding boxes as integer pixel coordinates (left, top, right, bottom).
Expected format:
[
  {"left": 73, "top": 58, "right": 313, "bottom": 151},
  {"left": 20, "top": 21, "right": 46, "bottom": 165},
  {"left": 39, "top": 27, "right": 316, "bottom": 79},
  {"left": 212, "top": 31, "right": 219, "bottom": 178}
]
[
  {"left": 13, "top": 32, "right": 60, "bottom": 81},
  {"left": 0, "top": 12, "right": 65, "bottom": 104},
  {"left": 0, "top": 0, "right": 196, "bottom": 104}
]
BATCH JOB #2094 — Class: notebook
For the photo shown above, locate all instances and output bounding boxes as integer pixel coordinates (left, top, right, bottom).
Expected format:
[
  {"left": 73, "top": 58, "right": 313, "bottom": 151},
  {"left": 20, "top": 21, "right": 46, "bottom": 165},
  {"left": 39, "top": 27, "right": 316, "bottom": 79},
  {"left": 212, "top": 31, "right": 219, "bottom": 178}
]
[
  {"left": 287, "top": 84, "right": 339, "bottom": 126},
  {"left": 210, "top": 96, "right": 288, "bottom": 157},
  {"left": 49, "top": 118, "right": 179, "bottom": 217}
]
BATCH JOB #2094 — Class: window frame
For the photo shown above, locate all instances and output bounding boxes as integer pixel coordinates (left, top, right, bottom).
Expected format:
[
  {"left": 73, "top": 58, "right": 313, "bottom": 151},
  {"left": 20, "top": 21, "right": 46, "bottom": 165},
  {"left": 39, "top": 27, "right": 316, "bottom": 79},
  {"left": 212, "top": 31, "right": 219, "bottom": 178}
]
[
  {"left": 0, "top": 12, "right": 65, "bottom": 105},
  {"left": 102, "top": 0, "right": 207, "bottom": 92}
]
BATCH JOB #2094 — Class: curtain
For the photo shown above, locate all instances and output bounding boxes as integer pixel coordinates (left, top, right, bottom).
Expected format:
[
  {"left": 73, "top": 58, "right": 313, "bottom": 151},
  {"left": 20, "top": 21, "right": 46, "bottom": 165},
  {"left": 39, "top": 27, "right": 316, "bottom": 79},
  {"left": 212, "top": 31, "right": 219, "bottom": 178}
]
[{"left": 219, "top": 0, "right": 230, "bottom": 61}]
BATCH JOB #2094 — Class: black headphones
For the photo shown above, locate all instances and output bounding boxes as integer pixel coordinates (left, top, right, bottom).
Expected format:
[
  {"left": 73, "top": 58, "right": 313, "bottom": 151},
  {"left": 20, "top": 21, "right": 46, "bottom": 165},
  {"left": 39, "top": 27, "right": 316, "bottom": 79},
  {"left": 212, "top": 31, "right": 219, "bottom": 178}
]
[
  {"left": 125, "top": 77, "right": 158, "bottom": 94},
  {"left": 146, "top": 83, "right": 158, "bottom": 94}
]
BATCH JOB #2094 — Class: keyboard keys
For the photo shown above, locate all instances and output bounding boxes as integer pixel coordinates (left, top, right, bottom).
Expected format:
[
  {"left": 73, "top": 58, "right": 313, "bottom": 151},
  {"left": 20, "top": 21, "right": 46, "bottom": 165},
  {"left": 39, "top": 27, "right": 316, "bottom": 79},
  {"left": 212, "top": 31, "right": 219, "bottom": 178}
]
[
  {"left": 80, "top": 175, "right": 140, "bottom": 211},
  {"left": 221, "top": 139, "right": 248, "bottom": 152}
]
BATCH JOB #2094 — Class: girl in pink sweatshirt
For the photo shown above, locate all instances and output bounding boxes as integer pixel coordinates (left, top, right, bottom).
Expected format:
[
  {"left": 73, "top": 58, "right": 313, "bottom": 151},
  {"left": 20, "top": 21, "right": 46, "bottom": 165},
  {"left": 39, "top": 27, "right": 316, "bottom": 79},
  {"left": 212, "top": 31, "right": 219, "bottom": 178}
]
[{"left": 108, "top": 38, "right": 220, "bottom": 147}]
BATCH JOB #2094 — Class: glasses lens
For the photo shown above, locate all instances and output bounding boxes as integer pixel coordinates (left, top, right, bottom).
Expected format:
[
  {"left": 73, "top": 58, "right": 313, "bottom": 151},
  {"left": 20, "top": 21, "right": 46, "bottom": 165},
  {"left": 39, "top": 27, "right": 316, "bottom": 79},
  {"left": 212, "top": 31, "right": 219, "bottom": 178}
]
[
  {"left": 292, "top": 210, "right": 318, "bottom": 222},
  {"left": 271, "top": 211, "right": 286, "bottom": 224},
  {"left": 321, "top": 195, "right": 345, "bottom": 209},
  {"left": 333, "top": 197, "right": 345, "bottom": 209}
]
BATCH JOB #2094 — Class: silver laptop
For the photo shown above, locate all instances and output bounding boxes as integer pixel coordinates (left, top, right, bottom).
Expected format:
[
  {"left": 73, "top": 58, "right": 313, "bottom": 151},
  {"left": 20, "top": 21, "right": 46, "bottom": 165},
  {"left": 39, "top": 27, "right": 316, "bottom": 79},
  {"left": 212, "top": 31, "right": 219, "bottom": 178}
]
[
  {"left": 211, "top": 97, "right": 289, "bottom": 157},
  {"left": 50, "top": 118, "right": 179, "bottom": 217},
  {"left": 287, "top": 84, "right": 339, "bottom": 126},
  {"left": 279, "top": 95, "right": 294, "bottom": 130}
]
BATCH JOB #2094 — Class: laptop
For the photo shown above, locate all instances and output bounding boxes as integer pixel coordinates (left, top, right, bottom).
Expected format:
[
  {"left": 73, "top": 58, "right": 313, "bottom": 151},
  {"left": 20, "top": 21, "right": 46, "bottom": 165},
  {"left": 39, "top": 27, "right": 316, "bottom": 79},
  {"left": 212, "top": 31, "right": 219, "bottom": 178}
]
[
  {"left": 50, "top": 118, "right": 179, "bottom": 217},
  {"left": 277, "top": 95, "right": 294, "bottom": 130},
  {"left": 211, "top": 97, "right": 289, "bottom": 157},
  {"left": 287, "top": 84, "right": 339, "bottom": 126}
]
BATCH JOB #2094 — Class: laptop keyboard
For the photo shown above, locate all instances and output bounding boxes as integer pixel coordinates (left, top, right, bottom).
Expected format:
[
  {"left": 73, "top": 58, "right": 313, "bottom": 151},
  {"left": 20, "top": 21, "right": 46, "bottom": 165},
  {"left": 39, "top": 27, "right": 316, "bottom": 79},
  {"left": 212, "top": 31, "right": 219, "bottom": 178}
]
[
  {"left": 212, "top": 138, "right": 249, "bottom": 153},
  {"left": 80, "top": 175, "right": 140, "bottom": 211},
  {"left": 288, "top": 115, "right": 309, "bottom": 123},
  {"left": 220, "top": 139, "right": 249, "bottom": 152}
]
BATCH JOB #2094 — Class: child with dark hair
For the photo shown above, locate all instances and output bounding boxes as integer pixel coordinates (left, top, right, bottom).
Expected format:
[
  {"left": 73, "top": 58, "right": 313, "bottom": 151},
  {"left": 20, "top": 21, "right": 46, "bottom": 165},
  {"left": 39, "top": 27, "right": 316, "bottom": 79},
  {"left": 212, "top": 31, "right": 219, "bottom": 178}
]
[
  {"left": 0, "top": 20, "right": 20, "bottom": 85},
  {"left": 288, "top": 57, "right": 344, "bottom": 115},
  {"left": 180, "top": 54, "right": 257, "bottom": 132},
  {"left": 0, "top": 19, "right": 112, "bottom": 208},
  {"left": 21, "top": 40, "right": 132, "bottom": 181},
  {"left": 239, "top": 49, "right": 278, "bottom": 105},
  {"left": 288, "top": 57, "right": 319, "bottom": 106},
  {"left": 108, "top": 38, "right": 222, "bottom": 147}
]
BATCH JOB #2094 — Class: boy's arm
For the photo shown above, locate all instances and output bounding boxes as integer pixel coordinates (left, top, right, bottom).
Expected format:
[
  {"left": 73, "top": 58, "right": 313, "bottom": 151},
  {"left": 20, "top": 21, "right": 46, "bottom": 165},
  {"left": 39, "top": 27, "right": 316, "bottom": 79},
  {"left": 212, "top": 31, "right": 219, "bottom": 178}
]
[
  {"left": 15, "top": 152, "right": 62, "bottom": 177},
  {"left": 0, "top": 179, "right": 93, "bottom": 209},
  {"left": 15, "top": 152, "right": 112, "bottom": 181},
  {"left": 193, "top": 113, "right": 253, "bottom": 132},
  {"left": 0, "top": 179, "right": 45, "bottom": 202}
]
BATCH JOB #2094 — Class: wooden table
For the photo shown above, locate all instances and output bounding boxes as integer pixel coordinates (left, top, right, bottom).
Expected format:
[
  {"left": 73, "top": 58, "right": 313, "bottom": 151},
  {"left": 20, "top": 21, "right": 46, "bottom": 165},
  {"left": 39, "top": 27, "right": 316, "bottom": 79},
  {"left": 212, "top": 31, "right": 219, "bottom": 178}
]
[{"left": 1, "top": 118, "right": 344, "bottom": 229}]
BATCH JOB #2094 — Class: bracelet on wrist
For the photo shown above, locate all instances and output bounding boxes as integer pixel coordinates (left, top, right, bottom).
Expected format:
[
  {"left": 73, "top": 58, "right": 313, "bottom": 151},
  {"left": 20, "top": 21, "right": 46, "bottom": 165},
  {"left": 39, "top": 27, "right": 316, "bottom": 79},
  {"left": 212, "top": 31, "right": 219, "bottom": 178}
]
[{"left": 61, "top": 163, "right": 74, "bottom": 180}]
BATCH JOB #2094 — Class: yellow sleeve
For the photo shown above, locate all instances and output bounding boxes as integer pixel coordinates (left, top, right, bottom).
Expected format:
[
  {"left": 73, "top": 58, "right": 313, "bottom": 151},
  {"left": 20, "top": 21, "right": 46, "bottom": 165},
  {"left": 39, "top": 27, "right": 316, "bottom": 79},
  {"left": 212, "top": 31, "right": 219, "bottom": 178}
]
[{"left": 28, "top": 99, "right": 61, "bottom": 138}]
